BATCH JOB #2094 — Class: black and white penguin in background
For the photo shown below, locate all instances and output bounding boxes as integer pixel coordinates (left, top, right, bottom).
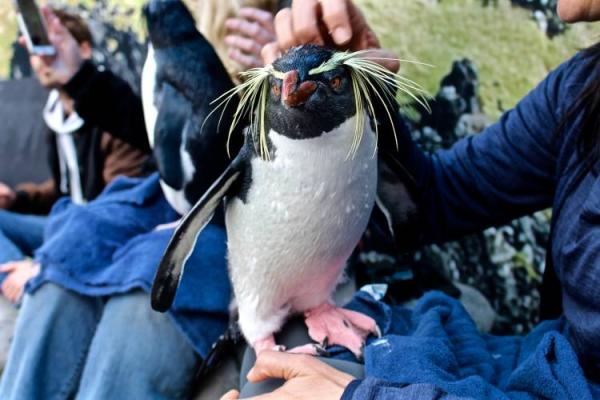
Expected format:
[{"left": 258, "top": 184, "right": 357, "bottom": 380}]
[
  {"left": 142, "top": 0, "right": 242, "bottom": 215},
  {"left": 152, "top": 45, "right": 423, "bottom": 358}
]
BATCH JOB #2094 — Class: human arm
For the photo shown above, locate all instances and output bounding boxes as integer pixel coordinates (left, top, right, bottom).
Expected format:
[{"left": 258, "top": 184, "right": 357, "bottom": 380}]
[
  {"left": 32, "top": 8, "right": 150, "bottom": 152},
  {"left": 264, "top": 0, "right": 565, "bottom": 246},
  {"left": 9, "top": 179, "right": 60, "bottom": 215},
  {"left": 62, "top": 61, "right": 150, "bottom": 152}
]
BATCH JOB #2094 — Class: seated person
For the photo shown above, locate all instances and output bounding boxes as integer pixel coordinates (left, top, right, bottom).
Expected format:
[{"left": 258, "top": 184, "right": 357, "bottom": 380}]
[
  {"left": 0, "top": 8, "right": 148, "bottom": 303},
  {"left": 220, "top": 0, "right": 600, "bottom": 398}
]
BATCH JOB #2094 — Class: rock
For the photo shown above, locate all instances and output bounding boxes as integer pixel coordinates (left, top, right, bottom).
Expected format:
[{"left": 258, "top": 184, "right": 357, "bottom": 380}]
[
  {"left": 456, "top": 283, "right": 497, "bottom": 333},
  {"left": 510, "top": 0, "right": 567, "bottom": 37},
  {"left": 383, "top": 58, "right": 549, "bottom": 335}
]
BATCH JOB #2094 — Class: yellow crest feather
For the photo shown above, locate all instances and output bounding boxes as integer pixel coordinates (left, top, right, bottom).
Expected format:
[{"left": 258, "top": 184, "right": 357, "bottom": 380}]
[{"left": 209, "top": 50, "right": 430, "bottom": 160}]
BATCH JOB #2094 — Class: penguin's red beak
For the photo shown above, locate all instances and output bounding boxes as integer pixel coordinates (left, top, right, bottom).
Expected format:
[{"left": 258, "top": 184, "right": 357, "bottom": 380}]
[{"left": 282, "top": 70, "right": 317, "bottom": 108}]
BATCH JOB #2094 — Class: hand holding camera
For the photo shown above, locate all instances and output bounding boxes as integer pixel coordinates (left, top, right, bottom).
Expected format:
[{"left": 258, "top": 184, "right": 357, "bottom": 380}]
[{"left": 16, "top": 2, "right": 83, "bottom": 88}]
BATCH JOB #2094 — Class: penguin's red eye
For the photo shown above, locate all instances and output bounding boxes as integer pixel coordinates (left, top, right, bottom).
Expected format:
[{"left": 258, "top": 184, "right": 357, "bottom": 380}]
[
  {"left": 272, "top": 84, "right": 281, "bottom": 96},
  {"left": 330, "top": 76, "right": 342, "bottom": 89}
]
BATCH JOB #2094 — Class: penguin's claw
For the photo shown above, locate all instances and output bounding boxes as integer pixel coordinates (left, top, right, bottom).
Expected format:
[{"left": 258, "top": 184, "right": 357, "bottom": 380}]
[
  {"left": 374, "top": 324, "right": 382, "bottom": 338},
  {"left": 303, "top": 303, "right": 380, "bottom": 359},
  {"left": 287, "top": 343, "right": 331, "bottom": 357}
]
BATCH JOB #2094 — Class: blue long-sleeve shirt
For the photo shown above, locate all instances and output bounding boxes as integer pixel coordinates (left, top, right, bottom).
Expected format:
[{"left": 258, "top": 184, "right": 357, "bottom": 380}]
[{"left": 343, "top": 51, "right": 600, "bottom": 399}]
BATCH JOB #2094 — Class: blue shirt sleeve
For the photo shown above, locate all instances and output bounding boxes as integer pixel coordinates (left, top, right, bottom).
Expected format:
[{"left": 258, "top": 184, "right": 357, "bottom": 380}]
[
  {"left": 341, "top": 377, "right": 465, "bottom": 399},
  {"left": 394, "top": 57, "right": 573, "bottom": 244}
]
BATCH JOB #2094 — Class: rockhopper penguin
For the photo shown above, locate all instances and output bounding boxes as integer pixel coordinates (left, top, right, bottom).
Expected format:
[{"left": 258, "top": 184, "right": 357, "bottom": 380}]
[
  {"left": 152, "top": 45, "right": 427, "bottom": 358},
  {"left": 141, "top": 0, "right": 242, "bottom": 215}
]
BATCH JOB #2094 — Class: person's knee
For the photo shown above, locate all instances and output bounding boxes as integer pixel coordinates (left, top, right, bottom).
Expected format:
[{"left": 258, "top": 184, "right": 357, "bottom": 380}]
[
  {"left": 96, "top": 290, "right": 197, "bottom": 361},
  {"left": 78, "top": 291, "right": 199, "bottom": 399}
]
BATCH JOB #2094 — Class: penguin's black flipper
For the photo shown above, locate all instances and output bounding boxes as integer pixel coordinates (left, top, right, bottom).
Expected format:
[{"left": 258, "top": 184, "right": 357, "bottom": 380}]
[{"left": 151, "top": 150, "right": 248, "bottom": 312}]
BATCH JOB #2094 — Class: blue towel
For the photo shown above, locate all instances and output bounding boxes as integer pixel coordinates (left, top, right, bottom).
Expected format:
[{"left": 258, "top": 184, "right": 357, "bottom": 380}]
[
  {"left": 28, "top": 173, "right": 232, "bottom": 357},
  {"left": 339, "top": 291, "right": 600, "bottom": 399}
]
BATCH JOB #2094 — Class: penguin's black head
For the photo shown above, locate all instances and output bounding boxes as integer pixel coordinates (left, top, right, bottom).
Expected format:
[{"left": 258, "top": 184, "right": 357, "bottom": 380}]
[
  {"left": 143, "top": 0, "right": 197, "bottom": 48},
  {"left": 266, "top": 45, "right": 357, "bottom": 140}
]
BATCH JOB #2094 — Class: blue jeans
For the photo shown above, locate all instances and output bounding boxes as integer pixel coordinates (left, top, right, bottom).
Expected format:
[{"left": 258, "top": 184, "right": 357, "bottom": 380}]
[
  {"left": 0, "top": 283, "right": 200, "bottom": 400},
  {"left": 0, "top": 209, "right": 46, "bottom": 264}
]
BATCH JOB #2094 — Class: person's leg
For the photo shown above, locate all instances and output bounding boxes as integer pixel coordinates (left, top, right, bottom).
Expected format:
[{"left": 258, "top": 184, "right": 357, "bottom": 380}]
[
  {"left": 76, "top": 290, "right": 200, "bottom": 400},
  {"left": 0, "top": 283, "right": 103, "bottom": 400},
  {"left": 0, "top": 210, "right": 46, "bottom": 261}
]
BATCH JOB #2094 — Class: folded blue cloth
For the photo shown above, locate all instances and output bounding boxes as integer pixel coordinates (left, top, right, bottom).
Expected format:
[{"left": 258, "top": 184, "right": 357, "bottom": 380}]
[
  {"left": 339, "top": 291, "right": 599, "bottom": 399},
  {"left": 28, "top": 173, "right": 231, "bottom": 357}
]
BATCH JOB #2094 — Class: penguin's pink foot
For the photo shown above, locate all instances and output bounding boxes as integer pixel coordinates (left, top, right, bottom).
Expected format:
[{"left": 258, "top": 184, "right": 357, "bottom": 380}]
[
  {"left": 252, "top": 335, "right": 286, "bottom": 355},
  {"left": 303, "top": 303, "right": 381, "bottom": 359}
]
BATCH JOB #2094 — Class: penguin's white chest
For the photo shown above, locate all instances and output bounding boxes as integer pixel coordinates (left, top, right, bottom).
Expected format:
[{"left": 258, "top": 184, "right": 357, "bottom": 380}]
[{"left": 226, "top": 116, "right": 378, "bottom": 314}]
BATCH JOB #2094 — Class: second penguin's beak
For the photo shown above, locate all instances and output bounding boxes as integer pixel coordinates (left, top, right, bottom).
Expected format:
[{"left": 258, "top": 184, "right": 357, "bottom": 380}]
[{"left": 282, "top": 70, "right": 317, "bottom": 108}]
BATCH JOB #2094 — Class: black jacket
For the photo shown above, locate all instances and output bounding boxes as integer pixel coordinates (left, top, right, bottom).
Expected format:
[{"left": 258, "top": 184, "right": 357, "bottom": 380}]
[{"left": 11, "top": 61, "right": 151, "bottom": 215}]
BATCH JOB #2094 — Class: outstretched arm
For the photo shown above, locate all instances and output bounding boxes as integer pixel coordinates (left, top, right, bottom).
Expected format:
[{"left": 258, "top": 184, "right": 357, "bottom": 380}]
[{"left": 34, "top": 7, "right": 150, "bottom": 152}]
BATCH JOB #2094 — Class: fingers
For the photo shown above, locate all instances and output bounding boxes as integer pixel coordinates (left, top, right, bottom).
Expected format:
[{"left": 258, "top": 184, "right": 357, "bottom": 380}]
[
  {"left": 238, "top": 8, "right": 275, "bottom": 33},
  {"left": 1, "top": 275, "right": 21, "bottom": 304},
  {"left": 320, "top": 0, "right": 352, "bottom": 45},
  {"left": 220, "top": 390, "right": 240, "bottom": 400},
  {"left": 228, "top": 48, "right": 263, "bottom": 69},
  {"left": 0, "top": 263, "right": 18, "bottom": 273},
  {"left": 42, "top": 7, "right": 67, "bottom": 44},
  {"left": 225, "top": 35, "right": 263, "bottom": 58},
  {"left": 225, "top": 18, "right": 275, "bottom": 46},
  {"left": 247, "top": 351, "right": 316, "bottom": 383},
  {"left": 291, "top": 0, "right": 323, "bottom": 46},
  {"left": 274, "top": 8, "right": 296, "bottom": 50},
  {"left": 261, "top": 42, "right": 280, "bottom": 65}
]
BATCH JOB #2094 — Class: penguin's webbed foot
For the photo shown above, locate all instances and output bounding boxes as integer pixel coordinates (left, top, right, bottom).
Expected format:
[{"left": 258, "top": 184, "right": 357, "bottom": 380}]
[{"left": 302, "top": 303, "right": 380, "bottom": 359}]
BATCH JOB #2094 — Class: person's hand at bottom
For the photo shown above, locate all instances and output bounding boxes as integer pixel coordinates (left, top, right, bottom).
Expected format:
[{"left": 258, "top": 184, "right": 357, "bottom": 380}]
[
  {"left": 220, "top": 350, "right": 354, "bottom": 400},
  {"left": 0, "top": 260, "right": 41, "bottom": 304}
]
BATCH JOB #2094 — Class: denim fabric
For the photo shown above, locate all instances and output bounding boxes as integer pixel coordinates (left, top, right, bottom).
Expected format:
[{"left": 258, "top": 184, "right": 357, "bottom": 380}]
[
  {"left": 0, "top": 282, "right": 199, "bottom": 400},
  {"left": 0, "top": 210, "right": 46, "bottom": 283},
  {"left": 27, "top": 173, "right": 231, "bottom": 357}
]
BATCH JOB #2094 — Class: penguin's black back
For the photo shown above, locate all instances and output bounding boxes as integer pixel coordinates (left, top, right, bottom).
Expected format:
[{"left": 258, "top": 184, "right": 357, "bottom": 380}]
[{"left": 145, "top": 0, "right": 243, "bottom": 206}]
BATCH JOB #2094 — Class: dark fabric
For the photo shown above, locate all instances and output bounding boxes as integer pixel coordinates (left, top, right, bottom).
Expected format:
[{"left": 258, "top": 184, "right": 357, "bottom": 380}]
[
  {"left": 381, "top": 52, "right": 600, "bottom": 374},
  {"left": 10, "top": 61, "right": 151, "bottom": 215},
  {"left": 339, "top": 291, "right": 599, "bottom": 400},
  {"left": 0, "top": 78, "right": 50, "bottom": 187},
  {"left": 28, "top": 174, "right": 232, "bottom": 357},
  {"left": 63, "top": 60, "right": 151, "bottom": 152}
]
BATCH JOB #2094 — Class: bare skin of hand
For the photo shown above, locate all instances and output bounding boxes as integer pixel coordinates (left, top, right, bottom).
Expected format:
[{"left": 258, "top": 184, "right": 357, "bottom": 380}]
[
  {"left": 0, "top": 183, "right": 16, "bottom": 209},
  {"left": 22, "top": 7, "right": 83, "bottom": 89},
  {"left": 225, "top": 7, "right": 276, "bottom": 69},
  {"left": 0, "top": 260, "right": 40, "bottom": 304},
  {"left": 220, "top": 351, "right": 354, "bottom": 400},
  {"left": 262, "top": 0, "right": 399, "bottom": 72}
]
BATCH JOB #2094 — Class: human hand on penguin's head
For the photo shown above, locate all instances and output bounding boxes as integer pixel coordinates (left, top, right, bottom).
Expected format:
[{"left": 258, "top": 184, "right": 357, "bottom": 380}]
[{"left": 261, "top": 0, "right": 400, "bottom": 73}]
